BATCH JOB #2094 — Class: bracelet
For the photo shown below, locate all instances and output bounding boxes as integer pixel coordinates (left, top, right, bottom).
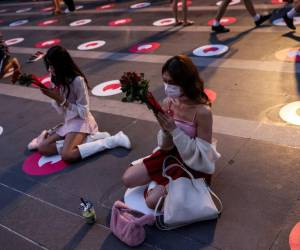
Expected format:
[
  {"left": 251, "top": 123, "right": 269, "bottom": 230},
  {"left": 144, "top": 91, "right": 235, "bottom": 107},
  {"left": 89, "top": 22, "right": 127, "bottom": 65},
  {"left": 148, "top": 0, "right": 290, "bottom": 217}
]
[{"left": 59, "top": 98, "right": 67, "bottom": 107}]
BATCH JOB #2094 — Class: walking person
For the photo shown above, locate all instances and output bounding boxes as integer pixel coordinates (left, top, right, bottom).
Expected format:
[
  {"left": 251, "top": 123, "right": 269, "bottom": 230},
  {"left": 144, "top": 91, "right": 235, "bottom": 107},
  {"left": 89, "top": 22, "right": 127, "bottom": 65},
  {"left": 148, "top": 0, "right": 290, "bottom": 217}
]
[{"left": 211, "top": 0, "right": 271, "bottom": 33}]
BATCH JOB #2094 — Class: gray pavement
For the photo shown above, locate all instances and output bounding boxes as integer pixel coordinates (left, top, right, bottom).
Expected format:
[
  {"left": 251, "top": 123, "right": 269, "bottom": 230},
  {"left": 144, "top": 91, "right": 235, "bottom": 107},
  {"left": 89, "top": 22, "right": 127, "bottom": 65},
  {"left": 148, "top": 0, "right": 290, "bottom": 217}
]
[{"left": 0, "top": 0, "right": 300, "bottom": 249}]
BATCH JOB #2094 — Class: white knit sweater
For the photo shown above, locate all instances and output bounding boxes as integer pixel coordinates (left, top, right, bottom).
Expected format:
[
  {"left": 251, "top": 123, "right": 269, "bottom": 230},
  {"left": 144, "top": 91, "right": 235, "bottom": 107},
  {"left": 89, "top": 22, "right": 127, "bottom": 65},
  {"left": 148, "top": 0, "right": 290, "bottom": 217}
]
[{"left": 157, "top": 128, "right": 221, "bottom": 174}]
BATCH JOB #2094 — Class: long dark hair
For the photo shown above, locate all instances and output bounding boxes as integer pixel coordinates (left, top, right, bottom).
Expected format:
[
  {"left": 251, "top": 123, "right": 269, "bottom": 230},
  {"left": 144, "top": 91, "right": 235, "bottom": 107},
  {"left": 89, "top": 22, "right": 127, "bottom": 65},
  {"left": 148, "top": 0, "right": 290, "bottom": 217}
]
[
  {"left": 44, "top": 45, "right": 89, "bottom": 98},
  {"left": 162, "top": 55, "right": 210, "bottom": 105}
]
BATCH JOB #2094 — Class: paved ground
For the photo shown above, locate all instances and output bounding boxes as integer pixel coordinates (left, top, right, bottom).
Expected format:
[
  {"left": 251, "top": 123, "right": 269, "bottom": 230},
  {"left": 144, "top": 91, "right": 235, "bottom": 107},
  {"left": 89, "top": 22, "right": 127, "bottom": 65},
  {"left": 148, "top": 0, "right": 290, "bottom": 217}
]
[{"left": 0, "top": 0, "right": 300, "bottom": 249}]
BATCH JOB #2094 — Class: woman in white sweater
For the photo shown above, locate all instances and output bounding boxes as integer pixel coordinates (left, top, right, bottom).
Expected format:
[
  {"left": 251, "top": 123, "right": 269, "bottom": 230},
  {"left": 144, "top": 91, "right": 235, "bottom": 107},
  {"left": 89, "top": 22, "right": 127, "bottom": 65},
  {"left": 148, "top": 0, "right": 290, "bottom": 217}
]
[{"left": 122, "top": 55, "right": 220, "bottom": 209}]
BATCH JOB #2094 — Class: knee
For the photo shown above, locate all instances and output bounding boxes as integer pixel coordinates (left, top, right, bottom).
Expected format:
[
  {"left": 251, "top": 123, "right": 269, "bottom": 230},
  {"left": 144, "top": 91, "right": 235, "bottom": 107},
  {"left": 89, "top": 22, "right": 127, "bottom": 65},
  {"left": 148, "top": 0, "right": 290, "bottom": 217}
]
[
  {"left": 122, "top": 168, "right": 135, "bottom": 188},
  {"left": 61, "top": 151, "right": 78, "bottom": 163},
  {"left": 145, "top": 196, "right": 157, "bottom": 210}
]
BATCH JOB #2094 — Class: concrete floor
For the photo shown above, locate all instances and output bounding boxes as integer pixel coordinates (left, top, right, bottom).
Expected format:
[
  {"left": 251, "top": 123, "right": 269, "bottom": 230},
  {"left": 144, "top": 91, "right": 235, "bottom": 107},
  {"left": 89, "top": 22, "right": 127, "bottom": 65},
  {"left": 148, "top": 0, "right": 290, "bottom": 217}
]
[{"left": 0, "top": 0, "right": 300, "bottom": 249}]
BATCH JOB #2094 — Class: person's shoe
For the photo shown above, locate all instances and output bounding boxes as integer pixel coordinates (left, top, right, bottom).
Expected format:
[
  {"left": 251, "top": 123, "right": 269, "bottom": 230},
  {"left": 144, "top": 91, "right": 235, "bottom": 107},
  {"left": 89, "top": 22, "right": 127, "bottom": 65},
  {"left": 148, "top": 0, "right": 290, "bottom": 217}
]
[
  {"left": 211, "top": 24, "right": 230, "bottom": 33},
  {"left": 255, "top": 14, "right": 271, "bottom": 26},
  {"left": 283, "top": 13, "right": 296, "bottom": 30}
]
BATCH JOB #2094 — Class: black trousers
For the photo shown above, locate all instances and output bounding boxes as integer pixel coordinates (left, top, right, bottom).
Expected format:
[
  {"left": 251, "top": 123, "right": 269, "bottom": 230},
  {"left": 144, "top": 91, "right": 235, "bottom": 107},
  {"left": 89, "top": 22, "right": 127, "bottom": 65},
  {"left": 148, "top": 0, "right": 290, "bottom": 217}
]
[{"left": 63, "top": 0, "right": 75, "bottom": 11}]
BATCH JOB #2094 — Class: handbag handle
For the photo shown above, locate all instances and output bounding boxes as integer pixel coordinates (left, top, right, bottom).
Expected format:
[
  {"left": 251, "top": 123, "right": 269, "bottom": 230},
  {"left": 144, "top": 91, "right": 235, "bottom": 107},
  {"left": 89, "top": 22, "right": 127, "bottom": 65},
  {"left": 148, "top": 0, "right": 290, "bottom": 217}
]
[
  {"left": 208, "top": 187, "right": 223, "bottom": 214},
  {"left": 162, "top": 155, "right": 195, "bottom": 181}
]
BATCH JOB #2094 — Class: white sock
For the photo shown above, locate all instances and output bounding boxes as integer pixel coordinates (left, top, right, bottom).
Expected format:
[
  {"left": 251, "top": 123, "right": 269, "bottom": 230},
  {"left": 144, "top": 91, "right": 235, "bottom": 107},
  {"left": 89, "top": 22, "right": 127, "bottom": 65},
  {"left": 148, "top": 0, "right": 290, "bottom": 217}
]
[
  {"left": 212, "top": 20, "right": 220, "bottom": 27},
  {"left": 287, "top": 8, "right": 297, "bottom": 19},
  {"left": 253, "top": 14, "right": 260, "bottom": 22}
]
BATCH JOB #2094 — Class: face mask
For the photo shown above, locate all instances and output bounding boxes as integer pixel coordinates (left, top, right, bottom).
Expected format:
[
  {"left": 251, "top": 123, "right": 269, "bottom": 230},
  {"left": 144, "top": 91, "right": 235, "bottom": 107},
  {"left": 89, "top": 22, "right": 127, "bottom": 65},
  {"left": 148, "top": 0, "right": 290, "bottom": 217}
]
[{"left": 164, "top": 83, "right": 182, "bottom": 97}]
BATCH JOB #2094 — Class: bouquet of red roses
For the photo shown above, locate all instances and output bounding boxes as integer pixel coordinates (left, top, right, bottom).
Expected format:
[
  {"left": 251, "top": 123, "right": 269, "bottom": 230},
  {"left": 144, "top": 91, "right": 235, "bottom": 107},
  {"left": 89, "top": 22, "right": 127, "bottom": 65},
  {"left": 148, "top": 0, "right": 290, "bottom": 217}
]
[
  {"left": 17, "top": 73, "right": 47, "bottom": 89},
  {"left": 120, "top": 72, "right": 163, "bottom": 114}
]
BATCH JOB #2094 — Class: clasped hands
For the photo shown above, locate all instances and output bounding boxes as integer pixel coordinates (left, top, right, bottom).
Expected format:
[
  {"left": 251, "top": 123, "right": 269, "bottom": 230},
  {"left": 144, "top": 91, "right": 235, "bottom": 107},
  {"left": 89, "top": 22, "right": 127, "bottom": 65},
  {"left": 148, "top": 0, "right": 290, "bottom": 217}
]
[{"left": 155, "top": 111, "right": 176, "bottom": 133}]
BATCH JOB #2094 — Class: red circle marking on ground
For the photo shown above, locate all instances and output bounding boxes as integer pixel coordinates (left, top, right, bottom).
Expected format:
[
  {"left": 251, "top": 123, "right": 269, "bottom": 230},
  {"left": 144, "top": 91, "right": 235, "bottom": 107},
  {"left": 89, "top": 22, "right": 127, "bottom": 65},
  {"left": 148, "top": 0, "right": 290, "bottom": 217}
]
[
  {"left": 22, "top": 152, "right": 69, "bottom": 176},
  {"left": 275, "top": 47, "right": 300, "bottom": 62},
  {"left": 35, "top": 39, "right": 60, "bottom": 48},
  {"left": 289, "top": 222, "right": 300, "bottom": 250},
  {"left": 96, "top": 4, "right": 115, "bottom": 10},
  {"left": 204, "top": 88, "right": 217, "bottom": 103},
  {"left": 271, "top": 0, "right": 284, "bottom": 4},
  {"left": 207, "top": 17, "right": 237, "bottom": 26},
  {"left": 37, "top": 19, "right": 58, "bottom": 26},
  {"left": 177, "top": 0, "right": 192, "bottom": 7},
  {"left": 109, "top": 18, "right": 132, "bottom": 26},
  {"left": 103, "top": 83, "right": 121, "bottom": 92},
  {"left": 129, "top": 42, "right": 160, "bottom": 53},
  {"left": 41, "top": 6, "right": 54, "bottom": 12}
]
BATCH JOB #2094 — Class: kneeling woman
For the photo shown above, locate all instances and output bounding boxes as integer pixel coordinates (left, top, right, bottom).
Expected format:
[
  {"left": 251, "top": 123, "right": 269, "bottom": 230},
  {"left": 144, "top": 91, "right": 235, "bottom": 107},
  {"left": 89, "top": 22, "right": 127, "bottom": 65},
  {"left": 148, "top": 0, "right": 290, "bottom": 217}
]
[
  {"left": 122, "top": 55, "right": 220, "bottom": 209},
  {"left": 35, "top": 45, "right": 130, "bottom": 162}
]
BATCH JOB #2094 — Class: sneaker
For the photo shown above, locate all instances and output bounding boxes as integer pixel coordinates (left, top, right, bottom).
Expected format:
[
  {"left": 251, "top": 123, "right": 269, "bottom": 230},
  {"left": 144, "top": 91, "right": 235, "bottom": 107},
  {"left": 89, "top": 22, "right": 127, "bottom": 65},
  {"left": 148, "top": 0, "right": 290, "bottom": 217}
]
[
  {"left": 211, "top": 24, "right": 230, "bottom": 33},
  {"left": 283, "top": 13, "right": 296, "bottom": 30},
  {"left": 255, "top": 14, "right": 271, "bottom": 26}
]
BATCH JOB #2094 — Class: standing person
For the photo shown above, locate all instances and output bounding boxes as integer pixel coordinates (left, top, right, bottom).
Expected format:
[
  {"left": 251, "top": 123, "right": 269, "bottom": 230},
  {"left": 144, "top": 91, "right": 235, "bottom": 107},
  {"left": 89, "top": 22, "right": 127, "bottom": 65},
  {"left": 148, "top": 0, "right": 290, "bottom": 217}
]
[
  {"left": 34, "top": 45, "right": 131, "bottom": 162},
  {"left": 172, "top": 0, "right": 194, "bottom": 26},
  {"left": 0, "top": 33, "right": 21, "bottom": 83},
  {"left": 122, "top": 55, "right": 220, "bottom": 209},
  {"left": 52, "top": 0, "right": 62, "bottom": 15},
  {"left": 283, "top": 2, "right": 300, "bottom": 30},
  {"left": 211, "top": 0, "right": 271, "bottom": 33}
]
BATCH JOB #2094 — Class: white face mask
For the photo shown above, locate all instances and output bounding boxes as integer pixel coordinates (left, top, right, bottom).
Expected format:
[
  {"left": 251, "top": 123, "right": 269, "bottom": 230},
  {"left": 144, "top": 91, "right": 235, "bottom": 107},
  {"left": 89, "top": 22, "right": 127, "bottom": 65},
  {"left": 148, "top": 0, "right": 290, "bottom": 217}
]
[{"left": 164, "top": 83, "right": 182, "bottom": 98}]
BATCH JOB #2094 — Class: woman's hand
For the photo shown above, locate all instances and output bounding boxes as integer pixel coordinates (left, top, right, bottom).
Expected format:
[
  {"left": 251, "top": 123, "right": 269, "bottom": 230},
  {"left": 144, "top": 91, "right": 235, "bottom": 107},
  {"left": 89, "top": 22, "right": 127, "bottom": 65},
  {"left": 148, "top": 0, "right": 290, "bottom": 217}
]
[
  {"left": 40, "top": 87, "right": 64, "bottom": 104},
  {"left": 156, "top": 112, "right": 176, "bottom": 133}
]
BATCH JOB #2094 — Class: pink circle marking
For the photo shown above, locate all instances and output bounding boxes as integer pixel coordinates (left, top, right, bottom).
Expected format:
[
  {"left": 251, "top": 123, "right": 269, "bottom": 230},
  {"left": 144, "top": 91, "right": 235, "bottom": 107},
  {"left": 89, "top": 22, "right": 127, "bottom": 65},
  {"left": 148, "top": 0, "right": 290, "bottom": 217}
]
[
  {"left": 208, "top": 17, "right": 237, "bottom": 26},
  {"left": 177, "top": 0, "right": 192, "bottom": 7},
  {"left": 37, "top": 19, "right": 58, "bottom": 26},
  {"left": 129, "top": 42, "right": 160, "bottom": 53},
  {"left": 204, "top": 88, "right": 217, "bottom": 102},
  {"left": 109, "top": 18, "right": 132, "bottom": 26},
  {"left": 22, "top": 152, "right": 68, "bottom": 176},
  {"left": 35, "top": 39, "right": 60, "bottom": 48},
  {"left": 271, "top": 0, "right": 284, "bottom": 4},
  {"left": 41, "top": 6, "right": 54, "bottom": 12},
  {"left": 96, "top": 4, "right": 115, "bottom": 10}
]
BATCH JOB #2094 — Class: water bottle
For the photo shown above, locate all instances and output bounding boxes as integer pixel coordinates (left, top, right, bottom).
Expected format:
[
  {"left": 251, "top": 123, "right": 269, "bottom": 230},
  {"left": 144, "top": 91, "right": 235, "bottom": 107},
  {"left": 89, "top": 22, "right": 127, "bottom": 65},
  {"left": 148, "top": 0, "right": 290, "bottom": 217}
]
[{"left": 80, "top": 198, "right": 96, "bottom": 224}]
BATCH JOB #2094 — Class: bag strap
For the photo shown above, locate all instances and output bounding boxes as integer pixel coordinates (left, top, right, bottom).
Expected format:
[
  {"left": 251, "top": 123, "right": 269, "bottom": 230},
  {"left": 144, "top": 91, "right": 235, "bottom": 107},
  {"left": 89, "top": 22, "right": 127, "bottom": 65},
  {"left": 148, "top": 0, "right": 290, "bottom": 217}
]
[
  {"left": 162, "top": 155, "right": 195, "bottom": 180},
  {"left": 208, "top": 187, "right": 223, "bottom": 214}
]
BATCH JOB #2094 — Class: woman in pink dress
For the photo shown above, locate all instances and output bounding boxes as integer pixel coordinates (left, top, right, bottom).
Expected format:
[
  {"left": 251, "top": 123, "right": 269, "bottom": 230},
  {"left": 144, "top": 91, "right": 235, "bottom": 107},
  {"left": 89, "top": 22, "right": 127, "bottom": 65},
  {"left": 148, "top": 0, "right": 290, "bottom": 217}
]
[
  {"left": 36, "top": 46, "right": 130, "bottom": 162},
  {"left": 122, "top": 55, "right": 220, "bottom": 209}
]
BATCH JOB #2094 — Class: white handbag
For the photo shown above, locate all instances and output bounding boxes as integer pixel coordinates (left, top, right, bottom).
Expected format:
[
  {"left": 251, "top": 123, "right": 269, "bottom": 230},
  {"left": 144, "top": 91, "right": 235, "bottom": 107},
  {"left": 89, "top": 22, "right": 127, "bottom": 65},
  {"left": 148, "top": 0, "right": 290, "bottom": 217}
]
[{"left": 155, "top": 156, "right": 223, "bottom": 230}]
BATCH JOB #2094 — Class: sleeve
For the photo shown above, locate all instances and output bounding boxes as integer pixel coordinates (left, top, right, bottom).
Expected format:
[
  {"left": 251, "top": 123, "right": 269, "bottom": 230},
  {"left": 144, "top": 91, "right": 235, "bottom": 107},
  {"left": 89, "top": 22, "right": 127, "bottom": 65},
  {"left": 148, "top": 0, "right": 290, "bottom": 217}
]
[
  {"left": 157, "top": 129, "right": 174, "bottom": 150},
  {"left": 170, "top": 127, "right": 221, "bottom": 174},
  {"left": 65, "top": 76, "right": 90, "bottom": 120}
]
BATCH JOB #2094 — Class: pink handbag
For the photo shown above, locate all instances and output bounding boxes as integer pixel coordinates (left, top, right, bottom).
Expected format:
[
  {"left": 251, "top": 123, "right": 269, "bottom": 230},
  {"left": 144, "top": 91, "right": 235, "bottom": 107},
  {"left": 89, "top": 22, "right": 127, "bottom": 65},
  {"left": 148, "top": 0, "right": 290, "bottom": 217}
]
[{"left": 110, "top": 200, "right": 155, "bottom": 247}]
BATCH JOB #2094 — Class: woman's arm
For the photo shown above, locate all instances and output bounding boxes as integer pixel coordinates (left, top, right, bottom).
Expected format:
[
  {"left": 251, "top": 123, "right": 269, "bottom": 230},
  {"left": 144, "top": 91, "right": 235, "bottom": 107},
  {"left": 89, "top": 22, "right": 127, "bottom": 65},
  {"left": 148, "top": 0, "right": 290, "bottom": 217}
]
[
  {"left": 170, "top": 107, "right": 218, "bottom": 174},
  {"left": 64, "top": 76, "right": 90, "bottom": 120}
]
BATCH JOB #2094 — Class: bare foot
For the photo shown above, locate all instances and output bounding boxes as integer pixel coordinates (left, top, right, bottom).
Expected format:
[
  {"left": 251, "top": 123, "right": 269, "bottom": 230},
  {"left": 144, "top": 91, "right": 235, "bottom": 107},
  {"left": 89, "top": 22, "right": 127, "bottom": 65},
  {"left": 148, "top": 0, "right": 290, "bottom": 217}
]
[
  {"left": 175, "top": 20, "right": 183, "bottom": 26},
  {"left": 183, "top": 20, "right": 194, "bottom": 26}
]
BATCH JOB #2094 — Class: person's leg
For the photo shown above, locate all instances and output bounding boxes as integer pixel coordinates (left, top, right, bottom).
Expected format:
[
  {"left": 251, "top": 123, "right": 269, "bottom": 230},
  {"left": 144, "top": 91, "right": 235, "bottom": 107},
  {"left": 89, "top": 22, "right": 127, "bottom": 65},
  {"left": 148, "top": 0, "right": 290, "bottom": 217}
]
[
  {"left": 211, "top": 0, "right": 231, "bottom": 33},
  {"left": 122, "top": 161, "right": 151, "bottom": 188},
  {"left": 244, "top": 0, "right": 271, "bottom": 26},
  {"left": 53, "top": 0, "right": 62, "bottom": 14},
  {"left": 172, "top": 0, "right": 182, "bottom": 25},
  {"left": 145, "top": 185, "right": 166, "bottom": 209},
  {"left": 38, "top": 133, "right": 63, "bottom": 156},
  {"left": 63, "top": 0, "right": 75, "bottom": 11},
  {"left": 283, "top": 1, "right": 300, "bottom": 29},
  {"left": 8, "top": 57, "right": 21, "bottom": 84},
  {"left": 182, "top": 0, "right": 194, "bottom": 26},
  {"left": 60, "top": 132, "right": 87, "bottom": 162}
]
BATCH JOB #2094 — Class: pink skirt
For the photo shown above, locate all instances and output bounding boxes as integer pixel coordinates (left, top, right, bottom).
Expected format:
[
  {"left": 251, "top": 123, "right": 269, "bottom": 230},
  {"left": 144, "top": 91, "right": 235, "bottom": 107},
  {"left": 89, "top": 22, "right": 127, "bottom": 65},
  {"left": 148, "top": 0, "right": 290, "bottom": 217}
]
[{"left": 56, "top": 113, "right": 98, "bottom": 137}]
